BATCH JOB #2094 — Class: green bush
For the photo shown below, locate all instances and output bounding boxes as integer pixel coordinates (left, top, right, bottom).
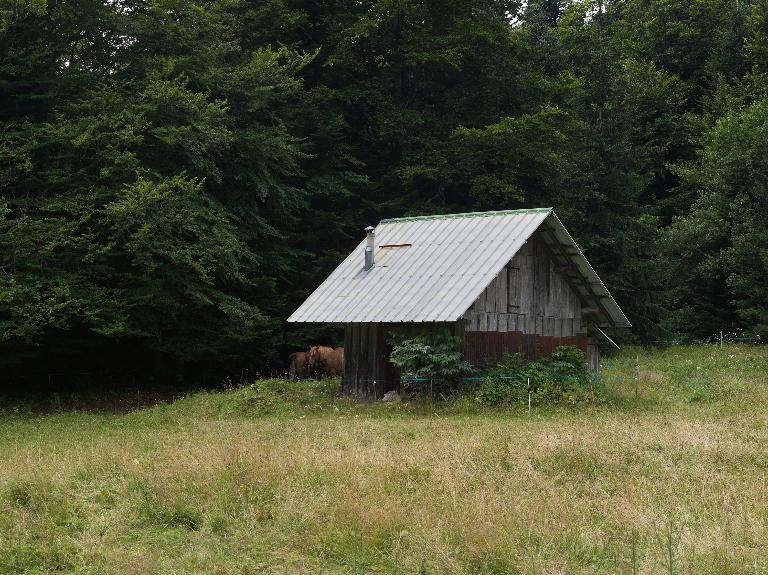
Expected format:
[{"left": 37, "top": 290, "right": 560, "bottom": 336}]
[
  {"left": 480, "top": 353, "right": 528, "bottom": 405},
  {"left": 478, "top": 345, "right": 596, "bottom": 406},
  {"left": 388, "top": 330, "right": 471, "bottom": 395}
]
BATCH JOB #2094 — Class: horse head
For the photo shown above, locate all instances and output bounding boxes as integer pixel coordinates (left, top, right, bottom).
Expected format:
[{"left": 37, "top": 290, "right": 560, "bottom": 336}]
[{"left": 307, "top": 346, "right": 320, "bottom": 369}]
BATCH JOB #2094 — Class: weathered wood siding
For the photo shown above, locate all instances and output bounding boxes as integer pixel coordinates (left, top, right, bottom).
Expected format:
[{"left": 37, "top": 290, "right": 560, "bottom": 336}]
[
  {"left": 462, "top": 232, "right": 589, "bottom": 364},
  {"left": 463, "top": 333, "right": 588, "bottom": 367},
  {"left": 586, "top": 338, "right": 600, "bottom": 375},
  {"left": 463, "top": 233, "right": 585, "bottom": 337},
  {"left": 342, "top": 323, "right": 392, "bottom": 399}
]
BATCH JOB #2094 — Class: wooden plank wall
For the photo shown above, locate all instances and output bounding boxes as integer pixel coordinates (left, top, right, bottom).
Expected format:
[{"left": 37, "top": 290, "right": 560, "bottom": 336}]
[
  {"left": 586, "top": 338, "right": 600, "bottom": 376},
  {"left": 343, "top": 322, "right": 411, "bottom": 399},
  {"left": 464, "top": 333, "right": 588, "bottom": 367},
  {"left": 463, "top": 233, "right": 586, "bottom": 338},
  {"left": 342, "top": 323, "right": 386, "bottom": 399},
  {"left": 462, "top": 232, "right": 593, "bottom": 366}
]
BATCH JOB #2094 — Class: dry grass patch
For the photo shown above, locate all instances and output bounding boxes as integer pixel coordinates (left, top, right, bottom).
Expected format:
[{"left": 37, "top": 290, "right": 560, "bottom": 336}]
[{"left": 0, "top": 345, "right": 767, "bottom": 574}]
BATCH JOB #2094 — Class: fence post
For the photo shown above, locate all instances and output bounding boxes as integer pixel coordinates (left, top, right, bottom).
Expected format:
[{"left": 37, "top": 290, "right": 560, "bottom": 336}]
[
  {"left": 635, "top": 355, "right": 640, "bottom": 399},
  {"left": 428, "top": 377, "right": 433, "bottom": 418},
  {"left": 527, "top": 376, "right": 531, "bottom": 416}
]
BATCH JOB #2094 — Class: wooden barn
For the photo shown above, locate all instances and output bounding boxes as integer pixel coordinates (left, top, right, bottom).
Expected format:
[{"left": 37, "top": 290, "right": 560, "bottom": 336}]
[{"left": 288, "top": 208, "right": 630, "bottom": 399}]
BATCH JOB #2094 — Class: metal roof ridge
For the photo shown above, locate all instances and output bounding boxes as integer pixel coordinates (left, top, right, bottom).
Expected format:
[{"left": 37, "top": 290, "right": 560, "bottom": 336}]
[{"left": 380, "top": 207, "right": 553, "bottom": 224}]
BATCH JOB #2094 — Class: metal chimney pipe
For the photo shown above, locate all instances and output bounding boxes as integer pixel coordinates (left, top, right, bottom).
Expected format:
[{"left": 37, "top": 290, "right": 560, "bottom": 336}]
[{"left": 364, "top": 226, "right": 375, "bottom": 270}]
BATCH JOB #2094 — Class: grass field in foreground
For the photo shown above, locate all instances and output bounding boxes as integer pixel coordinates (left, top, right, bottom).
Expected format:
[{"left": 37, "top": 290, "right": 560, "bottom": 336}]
[{"left": 0, "top": 345, "right": 767, "bottom": 574}]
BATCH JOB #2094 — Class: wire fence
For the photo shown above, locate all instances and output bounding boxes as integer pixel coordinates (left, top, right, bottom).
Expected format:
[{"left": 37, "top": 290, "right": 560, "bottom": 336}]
[{"left": 648, "top": 330, "right": 763, "bottom": 346}]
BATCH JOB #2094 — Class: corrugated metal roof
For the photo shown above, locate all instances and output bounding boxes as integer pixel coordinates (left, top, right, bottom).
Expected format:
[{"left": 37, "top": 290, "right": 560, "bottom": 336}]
[{"left": 287, "top": 208, "right": 630, "bottom": 327}]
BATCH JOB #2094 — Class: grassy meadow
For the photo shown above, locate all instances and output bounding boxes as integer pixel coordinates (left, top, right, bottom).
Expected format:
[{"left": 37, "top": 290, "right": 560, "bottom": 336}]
[{"left": 0, "top": 345, "right": 767, "bottom": 574}]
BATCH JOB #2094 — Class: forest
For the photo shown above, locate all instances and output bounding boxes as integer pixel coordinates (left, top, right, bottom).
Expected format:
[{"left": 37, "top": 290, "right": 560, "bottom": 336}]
[{"left": 1, "top": 0, "right": 767, "bottom": 382}]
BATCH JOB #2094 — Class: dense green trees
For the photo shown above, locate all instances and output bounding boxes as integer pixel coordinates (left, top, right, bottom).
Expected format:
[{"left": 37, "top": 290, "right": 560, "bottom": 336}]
[
  {"left": 667, "top": 98, "right": 768, "bottom": 336},
  {"left": 1, "top": 0, "right": 310, "bottom": 379},
  {"left": 1, "top": 0, "right": 766, "bottom": 382}
]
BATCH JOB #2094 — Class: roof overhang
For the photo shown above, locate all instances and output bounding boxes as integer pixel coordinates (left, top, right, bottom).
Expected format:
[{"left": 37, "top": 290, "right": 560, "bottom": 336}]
[{"left": 536, "top": 213, "right": 631, "bottom": 328}]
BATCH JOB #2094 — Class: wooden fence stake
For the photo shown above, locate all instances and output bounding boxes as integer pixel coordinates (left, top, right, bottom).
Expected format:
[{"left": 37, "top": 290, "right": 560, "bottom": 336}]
[
  {"left": 527, "top": 377, "right": 531, "bottom": 416},
  {"left": 428, "top": 378, "right": 433, "bottom": 418},
  {"left": 635, "top": 356, "right": 640, "bottom": 399}
]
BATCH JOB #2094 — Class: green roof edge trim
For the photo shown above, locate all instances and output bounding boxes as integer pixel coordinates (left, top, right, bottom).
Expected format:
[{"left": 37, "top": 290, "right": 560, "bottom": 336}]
[{"left": 380, "top": 207, "right": 553, "bottom": 224}]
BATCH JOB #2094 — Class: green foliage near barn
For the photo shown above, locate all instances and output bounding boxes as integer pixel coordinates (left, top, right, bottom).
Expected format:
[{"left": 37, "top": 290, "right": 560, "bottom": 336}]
[{"left": 478, "top": 345, "right": 596, "bottom": 406}]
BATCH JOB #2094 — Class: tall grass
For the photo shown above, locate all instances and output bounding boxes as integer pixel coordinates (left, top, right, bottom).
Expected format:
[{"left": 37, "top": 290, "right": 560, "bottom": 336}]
[{"left": 0, "top": 345, "right": 766, "bottom": 574}]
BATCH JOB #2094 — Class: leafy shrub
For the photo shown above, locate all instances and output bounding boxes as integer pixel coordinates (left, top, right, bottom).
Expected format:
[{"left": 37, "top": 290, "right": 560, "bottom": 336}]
[
  {"left": 551, "top": 345, "right": 590, "bottom": 373},
  {"left": 478, "top": 345, "right": 595, "bottom": 406},
  {"left": 388, "top": 330, "right": 471, "bottom": 394},
  {"left": 480, "top": 353, "right": 528, "bottom": 405}
]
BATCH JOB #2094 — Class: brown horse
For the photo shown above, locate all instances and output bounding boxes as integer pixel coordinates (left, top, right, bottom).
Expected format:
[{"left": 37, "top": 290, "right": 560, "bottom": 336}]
[
  {"left": 331, "top": 347, "right": 344, "bottom": 376},
  {"left": 308, "top": 346, "right": 344, "bottom": 378},
  {"left": 288, "top": 351, "right": 309, "bottom": 380}
]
